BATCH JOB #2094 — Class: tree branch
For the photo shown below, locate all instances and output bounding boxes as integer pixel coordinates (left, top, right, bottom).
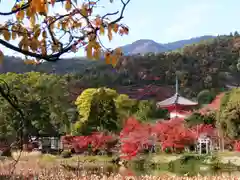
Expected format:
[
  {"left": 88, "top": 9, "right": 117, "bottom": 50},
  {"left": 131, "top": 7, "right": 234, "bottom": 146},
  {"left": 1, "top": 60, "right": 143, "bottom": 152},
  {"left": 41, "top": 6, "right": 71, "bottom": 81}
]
[
  {"left": 0, "top": 0, "right": 67, "bottom": 16},
  {"left": 0, "top": 0, "right": 131, "bottom": 61}
]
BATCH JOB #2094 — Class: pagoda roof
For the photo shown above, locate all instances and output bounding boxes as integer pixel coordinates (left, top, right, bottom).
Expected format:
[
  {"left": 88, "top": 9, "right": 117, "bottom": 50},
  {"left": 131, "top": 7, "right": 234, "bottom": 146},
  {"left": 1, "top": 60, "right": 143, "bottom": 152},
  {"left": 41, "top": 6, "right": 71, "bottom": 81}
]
[{"left": 156, "top": 93, "right": 198, "bottom": 107}]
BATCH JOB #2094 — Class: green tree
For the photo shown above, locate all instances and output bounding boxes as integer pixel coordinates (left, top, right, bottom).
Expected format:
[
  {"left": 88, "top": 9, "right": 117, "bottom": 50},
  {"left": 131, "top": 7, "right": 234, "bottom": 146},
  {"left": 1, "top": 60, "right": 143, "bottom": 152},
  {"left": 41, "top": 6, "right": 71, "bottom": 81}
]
[
  {"left": 74, "top": 88, "right": 121, "bottom": 135},
  {"left": 134, "top": 100, "right": 168, "bottom": 122},
  {"left": 0, "top": 72, "right": 73, "bottom": 142},
  {"left": 186, "top": 111, "right": 216, "bottom": 127},
  {"left": 220, "top": 101, "right": 240, "bottom": 139},
  {"left": 197, "top": 89, "right": 215, "bottom": 105}
]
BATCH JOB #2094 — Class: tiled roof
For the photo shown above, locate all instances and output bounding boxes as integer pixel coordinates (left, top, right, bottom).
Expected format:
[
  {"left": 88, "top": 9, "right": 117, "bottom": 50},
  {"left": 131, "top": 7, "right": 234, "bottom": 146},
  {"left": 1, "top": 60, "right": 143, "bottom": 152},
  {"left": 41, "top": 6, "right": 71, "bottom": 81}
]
[{"left": 156, "top": 93, "right": 198, "bottom": 107}]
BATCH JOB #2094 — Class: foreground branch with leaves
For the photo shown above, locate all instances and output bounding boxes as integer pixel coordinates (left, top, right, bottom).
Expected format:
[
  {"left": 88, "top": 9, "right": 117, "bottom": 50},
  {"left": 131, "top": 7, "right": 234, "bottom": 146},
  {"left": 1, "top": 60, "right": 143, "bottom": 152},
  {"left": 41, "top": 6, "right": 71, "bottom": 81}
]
[{"left": 0, "top": 0, "right": 130, "bottom": 65}]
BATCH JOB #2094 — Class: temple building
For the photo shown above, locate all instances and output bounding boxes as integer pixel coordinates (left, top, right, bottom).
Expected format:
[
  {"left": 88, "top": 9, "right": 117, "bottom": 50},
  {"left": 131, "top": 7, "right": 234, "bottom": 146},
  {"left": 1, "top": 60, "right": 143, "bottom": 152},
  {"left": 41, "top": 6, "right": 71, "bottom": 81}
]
[{"left": 156, "top": 77, "right": 198, "bottom": 119}]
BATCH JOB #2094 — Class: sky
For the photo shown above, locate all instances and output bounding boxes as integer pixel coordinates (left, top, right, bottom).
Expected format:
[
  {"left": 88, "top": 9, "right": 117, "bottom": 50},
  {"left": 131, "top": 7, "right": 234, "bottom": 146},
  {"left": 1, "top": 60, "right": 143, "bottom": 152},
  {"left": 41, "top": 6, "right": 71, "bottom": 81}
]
[{"left": 1, "top": 0, "right": 240, "bottom": 58}]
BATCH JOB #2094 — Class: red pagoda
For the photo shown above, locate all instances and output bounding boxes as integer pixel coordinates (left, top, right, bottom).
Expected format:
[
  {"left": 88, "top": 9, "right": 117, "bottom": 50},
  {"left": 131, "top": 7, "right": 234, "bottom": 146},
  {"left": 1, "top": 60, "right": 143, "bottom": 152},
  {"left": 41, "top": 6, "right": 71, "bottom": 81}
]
[{"left": 156, "top": 76, "right": 198, "bottom": 119}]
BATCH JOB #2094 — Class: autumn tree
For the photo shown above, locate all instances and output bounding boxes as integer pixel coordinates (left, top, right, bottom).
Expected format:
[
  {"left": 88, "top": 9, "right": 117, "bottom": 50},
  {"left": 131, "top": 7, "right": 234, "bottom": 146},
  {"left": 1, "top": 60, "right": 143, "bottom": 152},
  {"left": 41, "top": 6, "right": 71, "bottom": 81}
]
[
  {"left": 220, "top": 101, "right": 240, "bottom": 139},
  {"left": 74, "top": 87, "right": 120, "bottom": 135},
  {"left": 218, "top": 88, "right": 240, "bottom": 139},
  {"left": 0, "top": 0, "right": 130, "bottom": 66}
]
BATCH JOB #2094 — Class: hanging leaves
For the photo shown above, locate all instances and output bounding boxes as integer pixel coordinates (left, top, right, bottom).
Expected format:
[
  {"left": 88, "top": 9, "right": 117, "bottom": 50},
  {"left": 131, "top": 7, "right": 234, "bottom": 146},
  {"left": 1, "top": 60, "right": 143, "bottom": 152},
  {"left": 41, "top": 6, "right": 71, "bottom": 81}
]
[
  {"left": 113, "top": 24, "right": 119, "bottom": 33},
  {"left": 100, "top": 25, "right": 105, "bottom": 35},
  {"left": 65, "top": 0, "right": 72, "bottom": 11},
  {"left": 0, "top": 50, "right": 3, "bottom": 64},
  {"left": 108, "top": 25, "right": 113, "bottom": 41},
  {"left": 86, "top": 43, "right": 93, "bottom": 59},
  {"left": 3, "top": 30, "right": 11, "bottom": 41},
  {"left": 0, "top": 0, "right": 130, "bottom": 64}
]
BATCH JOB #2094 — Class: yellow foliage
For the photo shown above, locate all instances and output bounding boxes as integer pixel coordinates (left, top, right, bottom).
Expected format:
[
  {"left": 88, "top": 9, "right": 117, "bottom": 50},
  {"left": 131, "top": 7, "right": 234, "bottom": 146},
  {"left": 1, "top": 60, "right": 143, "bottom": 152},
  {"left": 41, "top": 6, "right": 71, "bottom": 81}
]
[
  {"left": 75, "top": 88, "right": 97, "bottom": 122},
  {"left": 105, "top": 53, "right": 111, "bottom": 64},
  {"left": 100, "top": 25, "right": 105, "bottom": 35},
  {"left": 111, "top": 55, "right": 117, "bottom": 67},
  {"left": 113, "top": 24, "right": 119, "bottom": 33},
  {"left": 40, "top": 40, "right": 47, "bottom": 55},
  {"left": 115, "top": 48, "right": 122, "bottom": 55},
  {"left": 26, "top": 8, "right": 33, "bottom": 17},
  {"left": 93, "top": 49, "right": 101, "bottom": 60},
  {"left": 65, "top": 0, "right": 72, "bottom": 11},
  {"left": 104, "top": 51, "right": 119, "bottom": 67},
  {"left": 3, "top": 30, "right": 11, "bottom": 41},
  {"left": 11, "top": 31, "right": 16, "bottom": 40},
  {"left": 16, "top": 11, "right": 25, "bottom": 21},
  {"left": 108, "top": 25, "right": 113, "bottom": 41},
  {"left": 0, "top": 0, "right": 129, "bottom": 67},
  {"left": 81, "top": 4, "right": 88, "bottom": 16},
  {"left": 30, "top": 16, "right": 36, "bottom": 28},
  {"left": 86, "top": 43, "right": 93, "bottom": 59}
]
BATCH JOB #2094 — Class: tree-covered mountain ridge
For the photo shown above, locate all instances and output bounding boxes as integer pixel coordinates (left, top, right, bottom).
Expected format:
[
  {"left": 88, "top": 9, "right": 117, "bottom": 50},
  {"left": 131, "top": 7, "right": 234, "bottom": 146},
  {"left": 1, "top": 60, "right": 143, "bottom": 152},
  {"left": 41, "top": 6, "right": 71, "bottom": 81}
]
[
  {"left": 120, "top": 35, "right": 215, "bottom": 55},
  {"left": 1, "top": 33, "right": 240, "bottom": 102}
]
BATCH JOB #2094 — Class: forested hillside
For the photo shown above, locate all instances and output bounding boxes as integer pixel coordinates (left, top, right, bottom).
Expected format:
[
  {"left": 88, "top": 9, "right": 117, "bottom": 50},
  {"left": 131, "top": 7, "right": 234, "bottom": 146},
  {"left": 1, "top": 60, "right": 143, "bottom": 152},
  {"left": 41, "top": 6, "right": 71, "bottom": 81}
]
[
  {"left": 1, "top": 34, "right": 240, "bottom": 101},
  {"left": 120, "top": 35, "right": 215, "bottom": 55}
]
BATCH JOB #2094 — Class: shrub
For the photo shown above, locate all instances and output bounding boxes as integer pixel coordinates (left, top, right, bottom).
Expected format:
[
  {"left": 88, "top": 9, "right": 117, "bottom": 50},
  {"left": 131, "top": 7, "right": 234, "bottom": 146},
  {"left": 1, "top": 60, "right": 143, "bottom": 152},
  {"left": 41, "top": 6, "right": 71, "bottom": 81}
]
[{"left": 61, "top": 150, "right": 72, "bottom": 158}]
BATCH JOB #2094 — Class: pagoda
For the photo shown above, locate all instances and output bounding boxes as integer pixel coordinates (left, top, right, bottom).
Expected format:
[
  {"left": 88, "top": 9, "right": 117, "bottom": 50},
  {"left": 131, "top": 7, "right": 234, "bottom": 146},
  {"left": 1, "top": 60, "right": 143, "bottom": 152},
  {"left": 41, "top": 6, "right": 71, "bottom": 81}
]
[{"left": 156, "top": 76, "right": 198, "bottom": 119}]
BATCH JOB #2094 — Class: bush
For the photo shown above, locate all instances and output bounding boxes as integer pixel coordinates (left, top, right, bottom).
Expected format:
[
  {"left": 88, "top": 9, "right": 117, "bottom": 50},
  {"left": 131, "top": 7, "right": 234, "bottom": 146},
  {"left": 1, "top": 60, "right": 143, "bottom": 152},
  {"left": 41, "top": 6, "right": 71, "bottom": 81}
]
[
  {"left": 197, "top": 90, "right": 215, "bottom": 105},
  {"left": 61, "top": 150, "right": 72, "bottom": 158}
]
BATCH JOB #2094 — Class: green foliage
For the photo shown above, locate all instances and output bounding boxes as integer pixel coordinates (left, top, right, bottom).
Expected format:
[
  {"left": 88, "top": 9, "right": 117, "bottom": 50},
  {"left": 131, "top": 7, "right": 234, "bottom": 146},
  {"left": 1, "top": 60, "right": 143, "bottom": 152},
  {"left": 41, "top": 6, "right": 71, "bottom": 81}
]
[
  {"left": 197, "top": 90, "right": 216, "bottom": 105},
  {"left": 74, "top": 88, "right": 120, "bottom": 135},
  {"left": 0, "top": 72, "right": 74, "bottom": 140},
  {"left": 134, "top": 100, "right": 168, "bottom": 122},
  {"left": 221, "top": 101, "right": 240, "bottom": 139},
  {"left": 61, "top": 150, "right": 72, "bottom": 158},
  {"left": 115, "top": 94, "right": 138, "bottom": 120},
  {"left": 185, "top": 111, "right": 216, "bottom": 127},
  {"left": 75, "top": 88, "right": 97, "bottom": 122},
  {"left": 218, "top": 88, "right": 240, "bottom": 139}
]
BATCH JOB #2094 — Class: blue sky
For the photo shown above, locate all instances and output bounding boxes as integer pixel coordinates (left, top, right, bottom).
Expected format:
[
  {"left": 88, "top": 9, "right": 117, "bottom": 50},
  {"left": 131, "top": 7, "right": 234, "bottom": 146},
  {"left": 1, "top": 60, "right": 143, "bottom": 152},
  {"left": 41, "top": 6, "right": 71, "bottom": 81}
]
[{"left": 1, "top": 0, "right": 240, "bottom": 58}]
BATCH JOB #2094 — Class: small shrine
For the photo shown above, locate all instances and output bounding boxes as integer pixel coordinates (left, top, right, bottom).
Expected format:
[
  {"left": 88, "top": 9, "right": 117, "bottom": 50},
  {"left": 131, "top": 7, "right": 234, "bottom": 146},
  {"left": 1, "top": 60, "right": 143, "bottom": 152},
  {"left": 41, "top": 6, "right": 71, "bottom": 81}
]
[
  {"left": 197, "top": 134, "right": 213, "bottom": 154},
  {"left": 156, "top": 76, "right": 198, "bottom": 119}
]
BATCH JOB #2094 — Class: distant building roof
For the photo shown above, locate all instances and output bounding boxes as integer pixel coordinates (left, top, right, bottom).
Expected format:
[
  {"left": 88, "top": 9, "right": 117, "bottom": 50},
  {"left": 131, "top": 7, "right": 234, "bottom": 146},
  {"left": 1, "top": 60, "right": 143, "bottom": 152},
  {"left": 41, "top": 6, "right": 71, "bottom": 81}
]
[{"left": 156, "top": 93, "right": 198, "bottom": 107}]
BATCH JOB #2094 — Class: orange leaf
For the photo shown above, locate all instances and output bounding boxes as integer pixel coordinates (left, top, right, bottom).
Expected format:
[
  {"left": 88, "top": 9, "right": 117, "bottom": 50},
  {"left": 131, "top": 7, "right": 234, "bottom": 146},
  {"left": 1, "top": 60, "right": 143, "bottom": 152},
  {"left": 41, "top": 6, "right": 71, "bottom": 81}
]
[
  {"left": 95, "top": 17, "right": 101, "bottom": 27},
  {"left": 115, "top": 47, "right": 122, "bottom": 55},
  {"left": 100, "top": 25, "right": 105, "bottom": 35},
  {"left": 111, "top": 55, "right": 118, "bottom": 67},
  {"left": 108, "top": 25, "right": 113, "bottom": 41},
  {"left": 86, "top": 44, "right": 93, "bottom": 59},
  {"left": 89, "top": 1, "right": 96, "bottom": 5},
  {"left": 105, "top": 53, "right": 111, "bottom": 64},
  {"left": 93, "top": 49, "right": 100, "bottom": 60},
  {"left": 113, "top": 24, "right": 119, "bottom": 33}
]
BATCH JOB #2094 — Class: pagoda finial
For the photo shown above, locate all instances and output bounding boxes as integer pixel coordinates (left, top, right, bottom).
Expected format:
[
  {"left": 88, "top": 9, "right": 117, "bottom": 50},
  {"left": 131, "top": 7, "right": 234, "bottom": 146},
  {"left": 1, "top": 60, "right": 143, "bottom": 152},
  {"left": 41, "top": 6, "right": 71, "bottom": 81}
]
[{"left": 175, "top": 74, "right": 179, "bottom": 94}]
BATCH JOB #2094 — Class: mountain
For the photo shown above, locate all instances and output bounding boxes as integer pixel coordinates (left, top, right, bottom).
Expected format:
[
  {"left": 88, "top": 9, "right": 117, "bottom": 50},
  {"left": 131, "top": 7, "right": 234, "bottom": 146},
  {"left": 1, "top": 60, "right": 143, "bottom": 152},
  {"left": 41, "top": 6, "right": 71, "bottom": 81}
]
[
  {"left": 120, "top": 35, "right": 215, "bottom": 55},
  {"left": 1, "top": 34, "right": 240, "bottom": 101}
]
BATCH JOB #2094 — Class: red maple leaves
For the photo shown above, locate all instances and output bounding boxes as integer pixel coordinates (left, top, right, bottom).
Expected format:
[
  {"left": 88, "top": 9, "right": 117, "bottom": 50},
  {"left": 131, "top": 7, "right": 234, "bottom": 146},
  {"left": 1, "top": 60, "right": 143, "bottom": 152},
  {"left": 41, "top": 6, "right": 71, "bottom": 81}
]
[
  {"left": 61, "top": 117, "right": 216, "bottom": 159},
  {"left": 119, "top": 117, "right": 216, "bottom": 159},
  {"left": 61, "top": 132, "right": 115, "bottom": 153}
]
